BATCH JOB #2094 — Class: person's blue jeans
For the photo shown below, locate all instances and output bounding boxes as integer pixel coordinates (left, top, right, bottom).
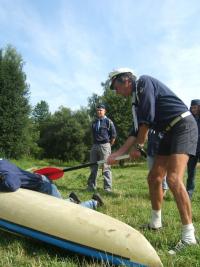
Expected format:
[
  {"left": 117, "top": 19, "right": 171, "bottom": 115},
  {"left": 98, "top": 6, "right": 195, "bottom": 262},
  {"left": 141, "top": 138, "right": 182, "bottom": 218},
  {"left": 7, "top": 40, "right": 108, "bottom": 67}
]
[
  {"left": 38, "top": 175, "right": 62, "bottom": 198},
  {"left": 75, "top": 199, "right": 97, "bottom": 209},
  {"left": 39, "top": 175, "right": 97, "bottom": 209},
  {"left": 187, "top": 154, "right": 200, "bottom": 198}
]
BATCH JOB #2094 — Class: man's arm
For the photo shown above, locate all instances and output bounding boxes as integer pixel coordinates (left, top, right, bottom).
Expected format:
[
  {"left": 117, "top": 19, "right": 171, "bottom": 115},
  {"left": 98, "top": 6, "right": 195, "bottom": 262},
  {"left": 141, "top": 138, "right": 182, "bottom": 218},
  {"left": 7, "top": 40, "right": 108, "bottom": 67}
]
[
  {"left": 107, "top": 136, "right": 136, "bottom": 164},
  {"left": 0, "top": 173, "right": 21, "bottom": 192},
  {"left": 110, "top": 138, "right": 116, "bottom": 146},
  {"left": 109, "top": 120, "right": 117, "bottom": 145},
  {"left": 129, "top": 124, "right": 149, "bottom": 159},
  {"left": 134, "top": 124, "right": 149, "bottom": 146},
  {"left": 107, "top": 124, "right": 149, "bottom": 164},
  {"left": 114, "top": 124, "right": 149, "bottom": 153}
]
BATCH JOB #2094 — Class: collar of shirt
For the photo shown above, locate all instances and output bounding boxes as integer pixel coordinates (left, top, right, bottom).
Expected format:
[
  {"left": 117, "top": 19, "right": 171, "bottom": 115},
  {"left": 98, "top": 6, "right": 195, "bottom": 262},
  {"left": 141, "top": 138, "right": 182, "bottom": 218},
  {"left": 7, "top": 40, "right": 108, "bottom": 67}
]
[{"left": 96, "top": 116, "right": 107, "bottom": 131}]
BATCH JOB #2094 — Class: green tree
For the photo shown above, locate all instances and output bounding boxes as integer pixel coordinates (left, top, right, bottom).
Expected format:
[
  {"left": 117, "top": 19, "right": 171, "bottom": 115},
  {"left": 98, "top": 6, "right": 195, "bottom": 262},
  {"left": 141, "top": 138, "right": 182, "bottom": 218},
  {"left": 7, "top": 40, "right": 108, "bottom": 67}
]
[
  {"left": 32, "top": 100, "right": 51, "bottom": 125},
  {"left": 87, "top": 93, "right": 103, "bottom": 120},
  {"left": 73, "top": 107, "right": 92, "bottom": 159},
  {"left": 31, "top": 100, "right": 51, "bottom": 158},
  {"left": 39, "top": 107, "right": 90, "bottom": 161},
  {"left": 102, "top": 88, "right": 132, "bottom": 149},
  {"left": 0, "top": 45, "right": 31, "bottom": 158}
]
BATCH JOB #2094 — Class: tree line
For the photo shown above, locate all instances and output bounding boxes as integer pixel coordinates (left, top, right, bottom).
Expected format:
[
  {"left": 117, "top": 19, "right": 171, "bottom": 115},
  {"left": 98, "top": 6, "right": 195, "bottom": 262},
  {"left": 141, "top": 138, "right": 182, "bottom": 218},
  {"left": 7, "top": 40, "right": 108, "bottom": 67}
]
[{"left": 0, "top": 45, "right": 133, "bottom": 162}]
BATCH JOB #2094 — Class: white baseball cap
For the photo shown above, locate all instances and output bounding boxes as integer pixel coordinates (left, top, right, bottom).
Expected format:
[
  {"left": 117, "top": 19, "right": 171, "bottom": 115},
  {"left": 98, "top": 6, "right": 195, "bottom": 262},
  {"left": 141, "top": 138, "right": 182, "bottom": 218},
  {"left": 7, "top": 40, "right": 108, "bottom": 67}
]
[{"left": 108, "top": 67, "right": 137, "bottom": 89}]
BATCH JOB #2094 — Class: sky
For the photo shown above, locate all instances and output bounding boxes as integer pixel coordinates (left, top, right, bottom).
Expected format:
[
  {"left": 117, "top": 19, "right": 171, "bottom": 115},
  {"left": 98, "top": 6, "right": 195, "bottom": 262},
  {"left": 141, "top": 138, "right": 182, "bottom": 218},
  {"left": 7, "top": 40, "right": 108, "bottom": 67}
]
[{"left": 0, "top": 0, "right": 200, "bottom": 112}]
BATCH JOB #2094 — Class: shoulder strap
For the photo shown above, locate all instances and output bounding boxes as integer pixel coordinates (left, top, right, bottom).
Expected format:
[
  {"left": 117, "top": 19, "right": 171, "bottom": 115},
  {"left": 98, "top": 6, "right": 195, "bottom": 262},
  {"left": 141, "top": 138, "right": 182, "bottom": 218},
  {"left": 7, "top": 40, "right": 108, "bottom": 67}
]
[{"left": 106, "top": 118, "right": 112, "bottom": 130}]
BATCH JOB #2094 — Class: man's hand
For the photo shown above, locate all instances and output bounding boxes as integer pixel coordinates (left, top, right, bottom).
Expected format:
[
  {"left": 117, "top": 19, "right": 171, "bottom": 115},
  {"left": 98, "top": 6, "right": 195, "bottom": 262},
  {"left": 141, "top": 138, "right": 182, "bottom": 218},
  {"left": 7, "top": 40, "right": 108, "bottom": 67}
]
[
  {"left": 107, "top": 153, "right": 122, "bottom": 165},
  {"left": 0, "top": 174, "right": 4, "bottom": 182},
  {"left": 110, "top": 138, "right": 116, "bottom": 146},
  {"left": 130, "top": 148, "right": 141, "bottom": 160}
]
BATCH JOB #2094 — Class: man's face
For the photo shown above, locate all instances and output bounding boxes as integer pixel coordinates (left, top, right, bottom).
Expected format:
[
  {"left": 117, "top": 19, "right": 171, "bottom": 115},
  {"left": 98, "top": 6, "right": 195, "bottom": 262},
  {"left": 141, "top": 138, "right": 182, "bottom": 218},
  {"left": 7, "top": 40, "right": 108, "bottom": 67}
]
[
  {"left": 190, "top": 105, "right": 199, "bottom": 116},
  {"left": 96, "top": 108, "right": 106, "bottom": 118},
  {"left": 112, "top": 78, "right": 132, "bottom": 96}
]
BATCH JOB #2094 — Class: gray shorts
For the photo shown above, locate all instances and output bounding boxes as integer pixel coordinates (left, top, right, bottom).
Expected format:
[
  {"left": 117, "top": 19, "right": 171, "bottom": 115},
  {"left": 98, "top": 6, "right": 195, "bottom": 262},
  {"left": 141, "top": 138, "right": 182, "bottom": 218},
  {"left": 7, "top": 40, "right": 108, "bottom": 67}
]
[{"left": 158, "top": 115, "right": 198, "bottom": 156}]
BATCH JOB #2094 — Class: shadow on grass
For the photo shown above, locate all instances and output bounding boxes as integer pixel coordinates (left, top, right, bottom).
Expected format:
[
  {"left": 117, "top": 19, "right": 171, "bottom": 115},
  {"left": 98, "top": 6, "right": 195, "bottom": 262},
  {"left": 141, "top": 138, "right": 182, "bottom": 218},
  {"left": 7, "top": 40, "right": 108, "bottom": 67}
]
[
  {"left": 124, "top": 191, "right": 150, "bottom": 200},
  {"left": 56, "top": 184, "right": 122, "bottom": 198},
  {"left": 0, "top": 230, "right": 114, "bottom": 266},
  {"left": 113, "top": 162, "right": 146, "bottom": 169}
]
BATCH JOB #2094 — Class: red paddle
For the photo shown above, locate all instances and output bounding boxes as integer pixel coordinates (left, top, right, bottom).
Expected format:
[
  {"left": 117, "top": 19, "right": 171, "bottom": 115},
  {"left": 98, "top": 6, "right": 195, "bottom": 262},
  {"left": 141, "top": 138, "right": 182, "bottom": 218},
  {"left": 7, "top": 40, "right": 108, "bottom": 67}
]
[{"left": 34, "top": 154, "right": 130, "bottom": 180}]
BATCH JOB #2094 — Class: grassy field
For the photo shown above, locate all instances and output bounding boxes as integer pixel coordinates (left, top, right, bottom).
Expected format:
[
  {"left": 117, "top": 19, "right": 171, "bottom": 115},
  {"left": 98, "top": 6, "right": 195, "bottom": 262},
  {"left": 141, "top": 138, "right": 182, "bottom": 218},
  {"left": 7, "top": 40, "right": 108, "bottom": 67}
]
[{"left": 0, "top": 159, "right": 199, "bottom": 267}]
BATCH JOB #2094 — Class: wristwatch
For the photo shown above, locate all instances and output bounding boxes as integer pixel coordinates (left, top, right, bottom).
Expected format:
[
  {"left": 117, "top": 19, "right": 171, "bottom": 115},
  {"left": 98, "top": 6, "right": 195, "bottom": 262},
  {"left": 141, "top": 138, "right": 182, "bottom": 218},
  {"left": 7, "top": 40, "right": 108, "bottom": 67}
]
[
  {"left": 136, "top": 144, "right": 143, "bottom": 151},
  {"left": 135, "top": 144, "right": 147, "bottom": 158}
]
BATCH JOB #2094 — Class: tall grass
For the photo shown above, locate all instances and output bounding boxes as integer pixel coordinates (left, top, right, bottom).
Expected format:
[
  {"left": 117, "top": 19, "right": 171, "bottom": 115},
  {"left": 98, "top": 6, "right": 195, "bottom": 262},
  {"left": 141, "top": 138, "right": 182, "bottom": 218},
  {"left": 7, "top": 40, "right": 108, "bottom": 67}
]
[{"left": 0, "top": 160, "right": 199, "bottom": 267}]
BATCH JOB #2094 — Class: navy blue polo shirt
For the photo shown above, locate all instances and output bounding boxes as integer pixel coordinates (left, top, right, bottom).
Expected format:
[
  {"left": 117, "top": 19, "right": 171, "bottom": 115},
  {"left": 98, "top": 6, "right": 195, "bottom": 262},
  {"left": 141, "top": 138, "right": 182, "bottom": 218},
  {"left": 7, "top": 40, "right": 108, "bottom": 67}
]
[
  {"left": 130, "top": 75, "right": 188, "bottom": 135},
  {"left": 0, "top": 159, "right": 42, "bottom": 192},
  {"left": 92, "top": 117, "right": 117, "bottom": 144}
]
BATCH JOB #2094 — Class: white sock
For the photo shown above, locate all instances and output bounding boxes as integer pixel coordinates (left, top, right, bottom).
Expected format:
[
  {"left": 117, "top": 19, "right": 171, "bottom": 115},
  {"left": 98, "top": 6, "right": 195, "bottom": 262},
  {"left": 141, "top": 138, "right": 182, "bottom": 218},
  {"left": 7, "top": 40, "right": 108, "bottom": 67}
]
[
  {"left": 182, "top": 224, "right": 196, "bottom": 244},
  {"left": 150, "top": 210, "right": 162, "bottom": 228}
]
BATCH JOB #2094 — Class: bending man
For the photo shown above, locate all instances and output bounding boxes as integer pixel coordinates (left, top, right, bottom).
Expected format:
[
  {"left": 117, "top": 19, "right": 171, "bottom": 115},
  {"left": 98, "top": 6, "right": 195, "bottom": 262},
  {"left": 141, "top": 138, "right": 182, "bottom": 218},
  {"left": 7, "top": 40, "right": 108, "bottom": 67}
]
[{"left": 107, "top": 68, "right": 198, "bottom": 254}]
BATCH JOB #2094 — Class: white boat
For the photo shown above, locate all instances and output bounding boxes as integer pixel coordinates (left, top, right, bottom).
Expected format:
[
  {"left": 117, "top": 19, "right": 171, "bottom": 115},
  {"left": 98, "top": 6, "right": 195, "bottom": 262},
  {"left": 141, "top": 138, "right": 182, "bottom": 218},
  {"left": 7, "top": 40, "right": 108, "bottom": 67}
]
[{"left": 0, "top": 189, "right": 163, "bottom": 267}]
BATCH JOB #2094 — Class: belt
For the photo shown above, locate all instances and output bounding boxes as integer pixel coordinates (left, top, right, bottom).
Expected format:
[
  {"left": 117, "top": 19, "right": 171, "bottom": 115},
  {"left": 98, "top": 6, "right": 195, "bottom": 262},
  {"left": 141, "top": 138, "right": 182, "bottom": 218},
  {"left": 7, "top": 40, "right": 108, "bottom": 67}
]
[
  {"left": 94, "top": 141, "right": 109, "bottom": 144},
  {"left": 165, "top": 111, "right": 191, "bottom": 132}
]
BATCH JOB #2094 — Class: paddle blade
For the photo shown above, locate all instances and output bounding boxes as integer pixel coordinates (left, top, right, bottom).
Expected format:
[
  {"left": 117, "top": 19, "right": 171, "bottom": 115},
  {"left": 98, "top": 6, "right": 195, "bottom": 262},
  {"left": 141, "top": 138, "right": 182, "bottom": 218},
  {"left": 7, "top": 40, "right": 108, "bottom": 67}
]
[{"left": 34, "top": 167, "right": 64, "bottom": 180}]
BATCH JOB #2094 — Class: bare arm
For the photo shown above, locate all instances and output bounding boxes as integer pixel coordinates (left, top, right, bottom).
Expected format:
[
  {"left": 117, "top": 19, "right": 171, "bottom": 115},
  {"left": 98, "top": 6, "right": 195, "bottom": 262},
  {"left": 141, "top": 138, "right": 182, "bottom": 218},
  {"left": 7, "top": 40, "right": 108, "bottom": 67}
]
[
  {"left": 129, "top": 124, "right": 149, "bottom": 159},
  {"left": 110, "top": 138, "right": 116, "bottom": 146},
  {"left": 107, "top": 136, "right": 136, "bottom": 164},
  {"left": 107, "top": 124, "right": 149, "bottom": 164},
  {"left": 134, "top": 124, "right": 149, "bottom": 146}
]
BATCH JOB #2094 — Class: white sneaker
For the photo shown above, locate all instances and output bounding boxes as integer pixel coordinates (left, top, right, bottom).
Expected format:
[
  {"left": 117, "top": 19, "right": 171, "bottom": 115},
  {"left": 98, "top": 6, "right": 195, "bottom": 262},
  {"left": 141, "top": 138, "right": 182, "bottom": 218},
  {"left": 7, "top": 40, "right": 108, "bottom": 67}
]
[
  {"left": 168, "top": 240, "right": 197, "bottom": 255},
  {"left": 104, "top": 188, "right": 112, "bottom": 193}
]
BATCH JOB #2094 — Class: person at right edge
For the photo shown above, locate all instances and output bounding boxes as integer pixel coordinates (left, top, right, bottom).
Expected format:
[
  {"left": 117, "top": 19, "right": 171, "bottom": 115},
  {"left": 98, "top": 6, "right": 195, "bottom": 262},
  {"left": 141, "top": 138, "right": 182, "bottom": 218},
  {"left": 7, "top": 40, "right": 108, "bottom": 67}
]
[
  {"left": 186, "top": 99, "right": 200, "bottom": 199},
  {"left": 106, "top": 68, "right": 198, "bottom": 255}
]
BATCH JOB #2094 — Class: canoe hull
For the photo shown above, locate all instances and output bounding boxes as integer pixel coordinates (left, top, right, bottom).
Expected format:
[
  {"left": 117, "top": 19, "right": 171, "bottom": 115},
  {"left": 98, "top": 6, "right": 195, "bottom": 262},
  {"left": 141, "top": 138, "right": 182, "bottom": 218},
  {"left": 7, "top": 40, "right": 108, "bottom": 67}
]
[{"left": 0, "top": 189, "right": 163, "bottom": 267}]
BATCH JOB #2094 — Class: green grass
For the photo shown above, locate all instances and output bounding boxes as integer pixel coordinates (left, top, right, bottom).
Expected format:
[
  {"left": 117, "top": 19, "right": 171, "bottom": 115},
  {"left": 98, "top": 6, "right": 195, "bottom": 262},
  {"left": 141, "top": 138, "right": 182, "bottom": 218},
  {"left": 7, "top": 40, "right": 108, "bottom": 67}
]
[{"left": 0, "top": 160, "right": 200, "bottom": 267}]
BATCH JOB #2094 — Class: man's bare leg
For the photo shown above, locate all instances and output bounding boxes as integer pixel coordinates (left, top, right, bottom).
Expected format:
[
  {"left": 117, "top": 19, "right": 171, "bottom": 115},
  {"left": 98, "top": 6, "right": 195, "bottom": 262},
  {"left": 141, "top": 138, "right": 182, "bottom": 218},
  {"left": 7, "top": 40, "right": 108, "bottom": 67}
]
[
  {"left": 148, "top": 155, "right": 168, "bottom": 210},
  {"left": 166, "top": 154, "right": 191, "bottom": 224},
  {"left": 147, "top": 155, "right": 168, "bottom": 228},
  {"left": 166, "top": 154, "right": 197, "bottom": 254}
]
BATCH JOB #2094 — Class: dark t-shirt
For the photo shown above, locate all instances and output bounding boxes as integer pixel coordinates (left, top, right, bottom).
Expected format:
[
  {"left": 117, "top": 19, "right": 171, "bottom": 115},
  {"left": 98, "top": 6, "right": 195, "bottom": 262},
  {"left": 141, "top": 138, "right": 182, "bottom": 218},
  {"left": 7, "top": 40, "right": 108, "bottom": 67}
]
[{"left": 130, "top": 75, "right": 188, "bottom": 134}]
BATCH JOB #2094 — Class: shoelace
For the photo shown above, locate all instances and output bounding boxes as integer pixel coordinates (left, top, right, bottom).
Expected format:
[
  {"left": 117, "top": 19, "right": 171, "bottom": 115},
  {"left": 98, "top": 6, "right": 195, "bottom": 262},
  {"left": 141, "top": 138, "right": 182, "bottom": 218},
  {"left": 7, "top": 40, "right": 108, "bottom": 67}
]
[{"left": 173, "top": 240, "right": 187, "bottom": 252}]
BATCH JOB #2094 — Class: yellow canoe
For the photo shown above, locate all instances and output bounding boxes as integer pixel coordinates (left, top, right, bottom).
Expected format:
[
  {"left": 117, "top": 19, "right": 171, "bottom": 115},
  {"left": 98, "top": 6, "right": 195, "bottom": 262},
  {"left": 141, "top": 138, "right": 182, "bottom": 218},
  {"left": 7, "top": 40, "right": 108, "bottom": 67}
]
[{"left": 0, "top": 189, "right": 163, "bottom": 267}]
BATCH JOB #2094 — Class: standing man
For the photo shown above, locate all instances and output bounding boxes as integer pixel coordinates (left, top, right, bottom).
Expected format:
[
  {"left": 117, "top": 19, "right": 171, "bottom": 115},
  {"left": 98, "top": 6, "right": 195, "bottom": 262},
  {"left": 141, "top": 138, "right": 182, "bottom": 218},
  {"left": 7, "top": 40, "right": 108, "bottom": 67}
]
[
  {"left": 87, "top": 104, "right": 117, "bottom": 192},
  {"left": 186, "top": 99, "right": 200, "bottom": 199},
  {"left": 107, "top": 68, "right": 198, "bottom": 254}
]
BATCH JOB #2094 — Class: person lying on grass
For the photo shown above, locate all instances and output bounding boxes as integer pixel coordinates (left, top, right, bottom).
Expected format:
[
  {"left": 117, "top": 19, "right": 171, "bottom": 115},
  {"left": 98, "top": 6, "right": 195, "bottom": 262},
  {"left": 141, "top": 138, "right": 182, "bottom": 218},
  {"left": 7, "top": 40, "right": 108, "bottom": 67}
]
[{"left": 0, "top": 158, "right": 103, "bottom": 209}]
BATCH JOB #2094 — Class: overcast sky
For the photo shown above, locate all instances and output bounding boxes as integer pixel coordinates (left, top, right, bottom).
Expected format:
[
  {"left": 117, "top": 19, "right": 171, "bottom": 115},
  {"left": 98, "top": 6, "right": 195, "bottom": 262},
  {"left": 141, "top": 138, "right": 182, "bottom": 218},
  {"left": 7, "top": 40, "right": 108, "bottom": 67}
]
[{"left": 0, "top": 0, "right": 200, "bottom": 112}]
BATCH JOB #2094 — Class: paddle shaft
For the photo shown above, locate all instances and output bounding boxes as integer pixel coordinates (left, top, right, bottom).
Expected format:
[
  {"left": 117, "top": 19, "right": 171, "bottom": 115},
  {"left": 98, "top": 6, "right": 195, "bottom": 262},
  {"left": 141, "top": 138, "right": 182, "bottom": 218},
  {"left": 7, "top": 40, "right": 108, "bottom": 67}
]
[
  {"left": 62, "top": 154, "right": 130, "bottom": 172},
  {"left": 61, "top": 147, "right": 146, "bottom": 172},
  {"left": 34, "top": 148, "right": 147, "bottom": 180}
]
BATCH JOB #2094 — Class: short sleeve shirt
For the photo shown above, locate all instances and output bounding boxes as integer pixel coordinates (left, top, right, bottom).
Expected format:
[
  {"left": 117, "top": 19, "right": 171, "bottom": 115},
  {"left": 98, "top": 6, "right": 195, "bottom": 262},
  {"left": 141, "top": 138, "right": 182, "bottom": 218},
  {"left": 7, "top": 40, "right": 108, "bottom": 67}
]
[{"left": 135, "top": 75, "right": 188, "bottom": 132}]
